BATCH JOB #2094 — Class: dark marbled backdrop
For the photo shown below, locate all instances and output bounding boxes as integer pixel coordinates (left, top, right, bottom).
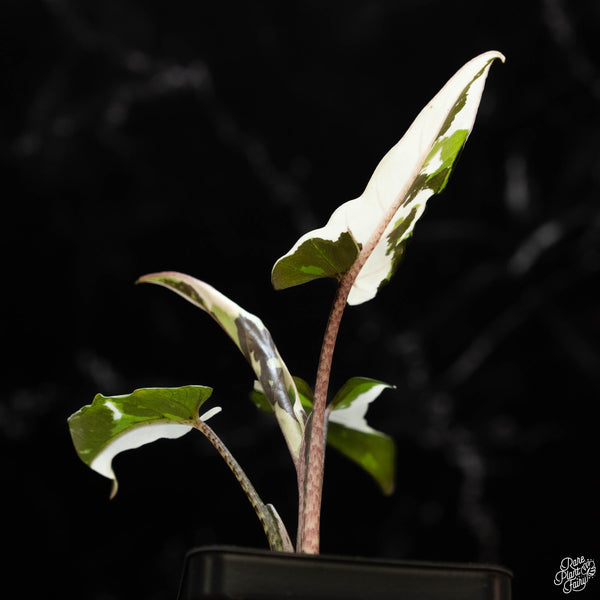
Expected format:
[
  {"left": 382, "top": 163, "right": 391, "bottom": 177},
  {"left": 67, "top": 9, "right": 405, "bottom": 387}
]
[{"left": 2, "top": 1, "right": 599, "bottom": 599}]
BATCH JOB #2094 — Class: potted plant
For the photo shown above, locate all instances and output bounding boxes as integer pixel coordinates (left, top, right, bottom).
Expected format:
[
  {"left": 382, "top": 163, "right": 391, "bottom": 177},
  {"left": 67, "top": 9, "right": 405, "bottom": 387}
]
[{"left": 68, "top": 50, "right": 512, "bottom": 599}]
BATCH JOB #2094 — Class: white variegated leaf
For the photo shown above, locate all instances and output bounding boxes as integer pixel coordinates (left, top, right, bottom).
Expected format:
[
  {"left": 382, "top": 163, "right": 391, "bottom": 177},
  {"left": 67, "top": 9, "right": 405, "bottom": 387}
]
[
  {"left": 272, "top": 51, "right": 505, "bottom": 305},
  {"left": 328, "top": 378, "right": 393, "bottom": 433},
  {"left": 69, "top": 385, "right": 294, "bottom": 551},
  {"left": 252, "top": 375, "right": 396, "bottom": 494},
  {"left": 68, "top": 385, "right": 217, "bottom": 498},
  {"left": 327, "top": 377, "right": 396, "bottom": 495},
  {"left": 137, "top": 272, "right": 306, "bottom": 463}
]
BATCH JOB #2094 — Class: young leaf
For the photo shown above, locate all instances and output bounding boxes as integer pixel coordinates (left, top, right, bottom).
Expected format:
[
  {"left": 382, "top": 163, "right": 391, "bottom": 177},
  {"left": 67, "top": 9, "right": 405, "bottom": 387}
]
[
  {"left": 251, "top": 376, "right": 314, "bottom": 413},
  {"left": 137, "top": 272, "right": 307, "bottom": 464},
  {"left": 327, "top": 377, "right": 396, "bottom": 495},
  {"left": 328, "top": 377, "right": 394, "bottom": 411},
  {"left": 272, "top": 51, "right": 505, "bottom": 305},
  {"left": 327, "top": 423, "right": 395, "bottom": 496},
  {"left": 68, "top": 385, "right": 217, "bottom": 498},
  {"left": 251, "top": 376, "right": 396, "bottom": 494},
  {"left": 265, "top": 504, "right": 294, "bottom": 552}
]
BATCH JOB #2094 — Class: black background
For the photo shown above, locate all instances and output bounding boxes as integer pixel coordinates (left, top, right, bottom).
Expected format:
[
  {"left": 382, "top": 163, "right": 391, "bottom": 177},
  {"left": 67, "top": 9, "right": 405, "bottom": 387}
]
[{"left": 2, "top": 1, "right": 599, "bottom": 599}]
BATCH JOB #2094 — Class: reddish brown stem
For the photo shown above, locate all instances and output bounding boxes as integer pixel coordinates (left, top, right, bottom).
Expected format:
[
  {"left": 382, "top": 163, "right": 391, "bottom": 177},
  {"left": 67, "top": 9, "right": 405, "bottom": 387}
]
[
  {"left": 297, "top": 280, "right": 351, "bottom": 553},
  {"left": 298, "top": 188, "right": 412, "bottom": 553}
]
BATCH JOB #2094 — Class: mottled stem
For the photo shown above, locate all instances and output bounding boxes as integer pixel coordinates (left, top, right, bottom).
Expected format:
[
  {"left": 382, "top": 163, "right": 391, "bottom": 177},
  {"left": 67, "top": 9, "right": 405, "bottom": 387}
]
[
  {"left": 193, "top": 417, "right": 292, "bottom": 552},
  {"left": 299, "top": 189, "right": 410, "bottom": 553},
  {"left": 298, "top": 279, "right": 351, "bottom": 553}
]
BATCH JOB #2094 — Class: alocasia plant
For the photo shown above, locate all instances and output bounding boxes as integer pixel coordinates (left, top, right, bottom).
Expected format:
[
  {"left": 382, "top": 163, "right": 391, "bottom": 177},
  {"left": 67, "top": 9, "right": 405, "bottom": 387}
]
[{"left": 69, "top": 50, "right": 504, "bottom": 555}]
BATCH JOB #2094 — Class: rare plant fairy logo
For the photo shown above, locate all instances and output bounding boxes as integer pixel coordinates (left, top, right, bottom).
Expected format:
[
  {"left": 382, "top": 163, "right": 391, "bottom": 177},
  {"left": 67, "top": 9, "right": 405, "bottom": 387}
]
[{"left": 554, "top": 556, "right": 596, "bottom": 593}]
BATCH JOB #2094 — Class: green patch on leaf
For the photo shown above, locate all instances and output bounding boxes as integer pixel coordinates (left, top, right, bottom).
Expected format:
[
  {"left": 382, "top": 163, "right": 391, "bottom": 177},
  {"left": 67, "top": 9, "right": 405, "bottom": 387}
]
[
  {"left": 423, "top": 128, "right": 469, "bottom": 193},
  {"left": 301, "top": 265, "right": 326, "bottom": 276},
  {"left": 272, "top": 231, "right": 361, "bottom": 290},
  {"left": 292, "top": 376, "right": 315, "bottom": 408},
  {"left": 379, "top": 205, "right": 421, "bottom": 289},
  {"left": 211, "top": 304, "right": 241, "bottom": 347},
  {"left": 329, "top": 377, "right": 392, "bottom": 410}
]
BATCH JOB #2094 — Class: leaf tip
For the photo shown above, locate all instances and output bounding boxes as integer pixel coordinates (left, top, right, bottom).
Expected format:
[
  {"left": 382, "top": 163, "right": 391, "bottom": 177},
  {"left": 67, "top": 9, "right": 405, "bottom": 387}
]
[
  {"left": 381, "top": 479, "right": 395, "bottom": 497},
  {"left": 109, "top": 478, "right": 119, "bottom": 500},
  {"left": 136, "top": 272, "right": 162, "bottom": 286},
  {"left": 199, "top": 406, "right": 222, "bottom": 422},
  {"left": 478, "top": 50, "right": 505, "bottom": 65}
]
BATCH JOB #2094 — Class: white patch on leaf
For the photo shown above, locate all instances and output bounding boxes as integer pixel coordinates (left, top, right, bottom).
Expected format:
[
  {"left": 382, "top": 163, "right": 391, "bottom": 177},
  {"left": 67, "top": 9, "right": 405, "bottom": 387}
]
[
  {"left": 90, "top": 423, "right": 193, "bottom": 498},
  {"left": 104, "top": 400, "right": 123, "bottom": 420},
  {"left": 267, "top": 357, "right": 282, "bottom": 370},
  {"left": 423, "top": 145, "right": 445, "bottom": 175},
  {"left": 329, "top": 383, "right": 390, "bottom": 434}
]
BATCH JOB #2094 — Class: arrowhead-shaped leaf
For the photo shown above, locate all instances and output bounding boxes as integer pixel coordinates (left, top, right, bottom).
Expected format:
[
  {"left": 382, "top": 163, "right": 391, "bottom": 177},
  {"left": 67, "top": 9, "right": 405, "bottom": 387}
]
[
  {"left": 251, "top": 376, "right": 395, "bottom": 494},
  {"left": 272, "top": 51, "right": 505, "bottom": 305},
  {"left": 68, "top": 385, "right": 217, "bottom": 498},
  {"left": 137, "top": 272, "right": 307, "bottom": 464}
]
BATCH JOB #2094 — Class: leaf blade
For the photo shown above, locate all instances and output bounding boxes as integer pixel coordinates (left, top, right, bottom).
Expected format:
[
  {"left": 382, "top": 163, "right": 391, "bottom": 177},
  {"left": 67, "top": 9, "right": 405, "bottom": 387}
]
[
  {"left": 327, "top": 422, "right": 396, "bottom": 496},
  {"left": 137, "top": 272, "right": 306, "bottom": 462},
  {"left": 328, "top": 377, "right": 396, "bottom": 494},
  {"left": 272, "top": 51, "right": 505, "bottom": 305},
  {"left": 68, "top": 385, "right": 215, "bottom": 498}
]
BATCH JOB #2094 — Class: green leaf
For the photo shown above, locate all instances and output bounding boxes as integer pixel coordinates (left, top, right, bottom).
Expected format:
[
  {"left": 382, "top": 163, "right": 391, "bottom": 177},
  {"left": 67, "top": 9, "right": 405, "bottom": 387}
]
[
  {"left": 272, "top": 51, "right": 505, "bottom": 305},
  {"left": 250, "top": 380, "right": 273, "bottom": 413},
  {"left": 68, "top": 385, "right": 216, "bottom": 498},
  {"left": 327, "top": 377, "right": 396, "bottom": 495},
  {"left": 327, "top": 422, "right": 395, "bottom": 496},
  {"left": 137, "top": 272, "right": 307, "bottom": 464},
  {"left": 293, "top": 376, "right": 315, "bottom": 409},
  {"left": 251, "top": 376, "right": 396, "bottom": 494}
]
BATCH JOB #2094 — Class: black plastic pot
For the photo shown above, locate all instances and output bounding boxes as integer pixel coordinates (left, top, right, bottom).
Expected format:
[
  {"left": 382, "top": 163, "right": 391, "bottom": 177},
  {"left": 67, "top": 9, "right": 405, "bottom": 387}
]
[{"left": 177, "top": 546, "right": 512, "bottom": 600}]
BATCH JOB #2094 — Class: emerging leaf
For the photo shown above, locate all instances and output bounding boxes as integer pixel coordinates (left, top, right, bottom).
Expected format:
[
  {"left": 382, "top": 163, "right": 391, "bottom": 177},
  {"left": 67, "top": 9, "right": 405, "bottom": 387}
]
[
  {"left": 272, "top": 51, "right": 505, "bottom": 305},
  {"left": 251, "top": 376, "right": 396, "bottom": 494},
  {"left": 68, "top": 385, "right": 217, "bottom": 498},
  {"left": 137, "top": 272, "right": 307, "bottom": 464},
  {"left": 265, "top": 504, "right": 294, "bottom": 552}
]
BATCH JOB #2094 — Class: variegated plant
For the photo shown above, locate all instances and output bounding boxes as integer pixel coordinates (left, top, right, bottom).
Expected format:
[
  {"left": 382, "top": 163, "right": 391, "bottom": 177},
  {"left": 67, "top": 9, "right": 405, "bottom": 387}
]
[{"left": 68, "top": 51, "right": 504, "bottom": 555}]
